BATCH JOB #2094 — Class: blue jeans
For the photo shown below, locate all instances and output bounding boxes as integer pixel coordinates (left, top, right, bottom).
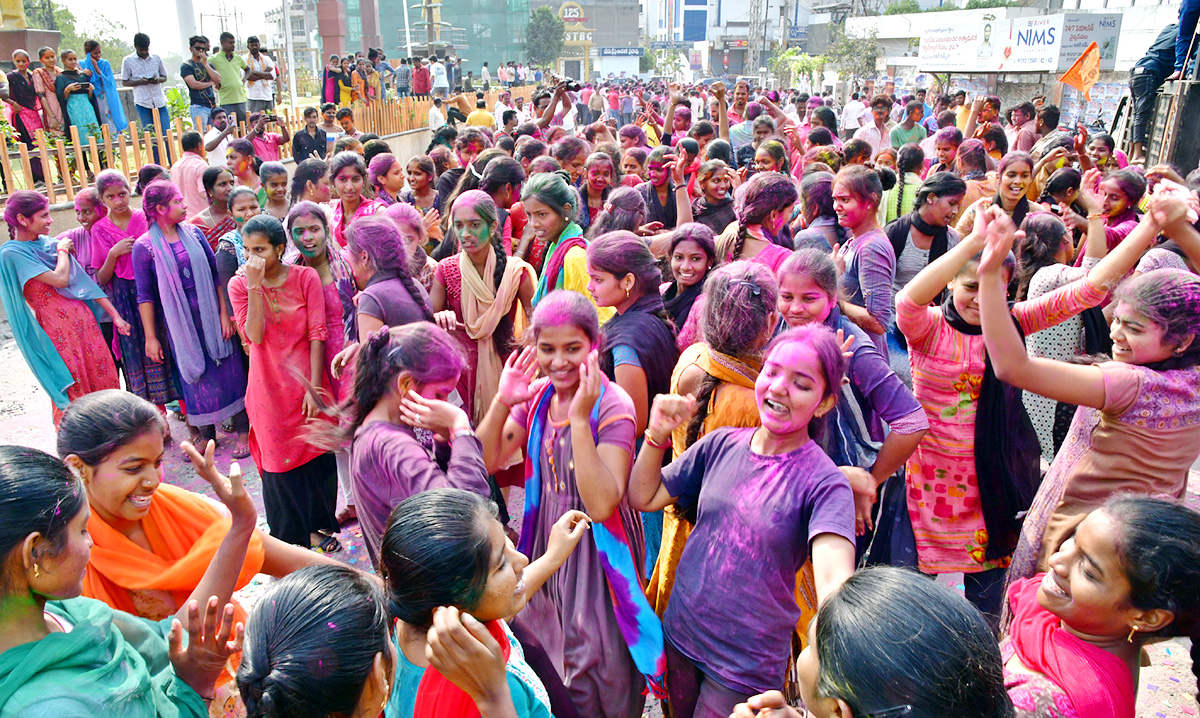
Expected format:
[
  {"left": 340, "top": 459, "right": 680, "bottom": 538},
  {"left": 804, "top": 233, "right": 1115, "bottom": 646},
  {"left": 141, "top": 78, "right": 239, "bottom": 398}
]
[
  {"left": 137, "top": 104, "right": 170, "bottom": 134},
  {"left": 188, "top": 104, "right": 212, "bottom": 132},
  {"left": 1177, "top": 0, "right": 1200, "bottom": 73}
]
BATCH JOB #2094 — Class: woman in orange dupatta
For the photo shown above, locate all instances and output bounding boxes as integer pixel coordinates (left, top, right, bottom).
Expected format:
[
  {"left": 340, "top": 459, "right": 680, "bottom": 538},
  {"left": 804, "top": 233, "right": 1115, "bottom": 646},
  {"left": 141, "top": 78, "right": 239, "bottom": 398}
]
[
  {"left": 645, "top": 262, "right": 775, "bottom": 616},
  {"left": 58, "top": 390, "right": 343, "bottom": 717}
]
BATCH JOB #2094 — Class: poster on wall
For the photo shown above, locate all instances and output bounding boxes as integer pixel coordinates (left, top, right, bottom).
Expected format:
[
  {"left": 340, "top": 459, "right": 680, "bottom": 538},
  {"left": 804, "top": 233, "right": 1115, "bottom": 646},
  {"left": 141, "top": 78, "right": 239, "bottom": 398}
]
[{"left": 918, "top": 12, "right": 1121, "bottom": 73}]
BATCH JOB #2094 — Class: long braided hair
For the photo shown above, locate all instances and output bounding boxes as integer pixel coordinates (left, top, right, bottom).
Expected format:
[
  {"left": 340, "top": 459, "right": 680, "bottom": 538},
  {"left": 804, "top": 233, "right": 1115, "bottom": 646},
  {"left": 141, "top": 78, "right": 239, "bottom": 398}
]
[
  {"left": 685, "top": 261, "right": 778, "bottom": 451},
  {"left": 892, "top": 143, "right": 925, "bottom": 220},
  {"left": 450, "top": 189, "right": 517, "bottom": 357},
  {"left": 722, "top": 172, "right": 798, "bottom": 263},
  {"left": 345, "top": 216, "right": 435, "bottom": 323}
]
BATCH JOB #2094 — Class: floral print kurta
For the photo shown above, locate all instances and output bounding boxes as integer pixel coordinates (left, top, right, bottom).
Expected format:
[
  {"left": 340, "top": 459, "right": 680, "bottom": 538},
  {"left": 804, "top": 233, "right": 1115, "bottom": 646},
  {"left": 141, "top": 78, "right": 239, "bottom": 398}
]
[{"left": 896, "top": 277, "right": 1106, "bottom": 574}]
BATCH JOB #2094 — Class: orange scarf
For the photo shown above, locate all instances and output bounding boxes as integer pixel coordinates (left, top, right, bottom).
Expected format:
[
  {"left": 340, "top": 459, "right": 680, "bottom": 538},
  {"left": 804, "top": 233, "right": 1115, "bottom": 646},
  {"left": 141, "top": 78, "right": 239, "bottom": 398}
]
[{"left": 82, "top": 483, "right": 266, "bottom": 623}]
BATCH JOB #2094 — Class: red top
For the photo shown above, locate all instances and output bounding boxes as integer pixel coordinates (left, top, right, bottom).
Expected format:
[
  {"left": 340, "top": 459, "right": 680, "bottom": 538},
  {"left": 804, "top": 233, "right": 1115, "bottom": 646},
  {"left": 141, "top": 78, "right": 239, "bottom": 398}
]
[{"left": 228, "top": 265, "right": 331, "bottom": 473}]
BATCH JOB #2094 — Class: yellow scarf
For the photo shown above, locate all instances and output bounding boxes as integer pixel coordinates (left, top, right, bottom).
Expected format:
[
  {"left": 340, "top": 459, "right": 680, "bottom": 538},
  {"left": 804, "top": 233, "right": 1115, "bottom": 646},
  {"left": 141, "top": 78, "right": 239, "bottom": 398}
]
[{"left": 458, "top": 246, "right": 533, "bottom": 424}]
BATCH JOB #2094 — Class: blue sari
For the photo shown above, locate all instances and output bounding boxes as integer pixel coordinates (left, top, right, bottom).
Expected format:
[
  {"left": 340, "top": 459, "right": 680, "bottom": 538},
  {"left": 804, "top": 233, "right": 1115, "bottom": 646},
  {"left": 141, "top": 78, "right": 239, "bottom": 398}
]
[{"left": 77, "top": 55, "right": 127, "bottom": 130}]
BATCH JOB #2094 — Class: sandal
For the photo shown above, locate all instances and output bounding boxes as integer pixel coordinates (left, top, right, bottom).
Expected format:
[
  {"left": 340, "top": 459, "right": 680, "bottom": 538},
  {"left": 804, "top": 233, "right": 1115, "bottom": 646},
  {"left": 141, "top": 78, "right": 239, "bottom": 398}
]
[
  {"left": 312, "top": 531, "right": 341, "bottom": 553},
  {"left": 232, "top": 442, "right": 251, "bottom": 459}
]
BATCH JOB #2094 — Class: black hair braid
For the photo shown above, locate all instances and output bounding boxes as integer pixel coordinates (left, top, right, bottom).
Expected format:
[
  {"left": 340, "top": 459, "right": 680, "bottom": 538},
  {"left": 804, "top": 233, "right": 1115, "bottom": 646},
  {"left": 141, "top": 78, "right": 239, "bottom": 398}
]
[
  {"left": 895, "top": 168, "right": 906, "bottom": 219},
  {"left": 685, "top": 373, "right": 722, "bottom": 450},
  {"left": 398, "top": 269, "right": 436, "bottom": 323},
  {"left": 489, "top": 222, "right": 515, "bottom": 357},
  {"left": 347, "top": 328, "right": 406, "bottom": 438},
  {"left": 1015, "top": 229, "right": 1062, "bottom": 301},
  {"left": 731, "top": 215, "right": 749, "bottom": 263}
]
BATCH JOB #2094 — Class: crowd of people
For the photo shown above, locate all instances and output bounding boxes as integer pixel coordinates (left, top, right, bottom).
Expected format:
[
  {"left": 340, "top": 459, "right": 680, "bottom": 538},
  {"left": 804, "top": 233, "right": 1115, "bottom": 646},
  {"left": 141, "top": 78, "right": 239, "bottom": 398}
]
[{"left": 2, "top": 54, "right": 1200, "bottom": 718}]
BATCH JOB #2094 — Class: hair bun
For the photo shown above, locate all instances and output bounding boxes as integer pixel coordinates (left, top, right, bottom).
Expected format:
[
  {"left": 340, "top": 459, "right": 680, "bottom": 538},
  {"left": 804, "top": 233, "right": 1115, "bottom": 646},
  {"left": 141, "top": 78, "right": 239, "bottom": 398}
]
[{"left": 552, "top": 169, "right": 572, "bottom": 184}]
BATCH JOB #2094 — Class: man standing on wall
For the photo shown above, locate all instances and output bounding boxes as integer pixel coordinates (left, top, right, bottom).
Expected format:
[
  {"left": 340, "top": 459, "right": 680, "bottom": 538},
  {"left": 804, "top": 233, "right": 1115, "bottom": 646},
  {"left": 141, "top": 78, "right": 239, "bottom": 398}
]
[
  {"left": 244, "top": 36, "right": 276, "bottom": 113},
  {"left": 209, "top": 32, "right": 249, "bottom": 125},
  {"left": 121, "top": 33, "right": 169, "bottom": 134}
]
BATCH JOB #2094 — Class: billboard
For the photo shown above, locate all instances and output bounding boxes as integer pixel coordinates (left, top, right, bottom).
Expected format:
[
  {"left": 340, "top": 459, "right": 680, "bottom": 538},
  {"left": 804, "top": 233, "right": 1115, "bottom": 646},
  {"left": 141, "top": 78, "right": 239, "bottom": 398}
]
[{"left": 918, "top": 12, "right": 1121, "bottom": 73}]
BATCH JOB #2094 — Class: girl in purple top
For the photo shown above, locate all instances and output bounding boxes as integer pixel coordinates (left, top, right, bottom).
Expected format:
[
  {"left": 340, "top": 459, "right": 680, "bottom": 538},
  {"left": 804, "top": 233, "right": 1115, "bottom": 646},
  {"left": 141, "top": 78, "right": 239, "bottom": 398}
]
[
  {"left": 832, "top": 165, "right": 898, "bottom": 356},
  {"left": 476, "top": 290, "right": 648, "bottom": 718},
  {"left": 131, "top": 181, "right": 248, "bottom": 448},
  {"left": 330, "top": 322, "right": 488, "bottom": 569},
  {"left": 345, "top": 216, "right": 435, "bottom": 342},
  {"left": 776, "top": 249, "right": 928, "bottom": 539},
  {"left": 629, "top": 324, "right": 857, "bottom": 718}
]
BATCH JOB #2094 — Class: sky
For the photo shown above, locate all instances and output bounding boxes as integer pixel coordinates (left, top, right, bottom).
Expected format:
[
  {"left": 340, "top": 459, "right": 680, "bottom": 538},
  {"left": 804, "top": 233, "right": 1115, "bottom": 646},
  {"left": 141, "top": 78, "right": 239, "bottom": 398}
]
[{"left": 59, "top": 0, "right": 277, "bottom": 52}]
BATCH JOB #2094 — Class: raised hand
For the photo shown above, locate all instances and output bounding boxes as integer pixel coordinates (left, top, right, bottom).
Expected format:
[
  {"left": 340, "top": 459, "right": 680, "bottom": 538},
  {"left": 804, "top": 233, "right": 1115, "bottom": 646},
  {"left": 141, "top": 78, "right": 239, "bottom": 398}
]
[
  {"left": 646, "top": 393, "right": 698, "bottom": 446},
  {"left": 497, "top": 346, "right": 542, "bottom": 408},
  {"left": 1077, "top": 167, "right": 1104, "bottom": 215},
  {"left": 181, "top": 439, "right": 257, "bottom": 527},
  {"left": 977, "top": 206, "right": 1019, "bottom": 276},
  {"left": 399, "top": 390, "right": 471, "bottom": 441},
  {"left": 425, "top": 607, "right": 512, "bottom": 711},
  {"left": 168, "top": 597, "right": 243, "bottom": 701},
  {"left": 244, "top": 255, "right": 266, "bottom": 288},
  {"left": 568, "top": 350, "right": 604, "bottom": 422}
]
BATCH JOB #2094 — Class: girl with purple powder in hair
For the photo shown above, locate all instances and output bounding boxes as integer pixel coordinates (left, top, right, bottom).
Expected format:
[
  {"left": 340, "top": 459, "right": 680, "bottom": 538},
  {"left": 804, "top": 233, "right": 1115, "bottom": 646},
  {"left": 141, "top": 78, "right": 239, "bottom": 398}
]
[
  {"left": 716, "top": 172, "right": 797, "bottom": 275},
  {"left": 832, "top": 164, "right": 897, "bottom": 356},
  {"left": 132, "top": 180, "right": 249, "bottom": 453},
  {"left": 636, "top": 146, "right": 690, "bottom": 234},
  {"left": 368, "top": 152, "right": 405, "bottom": 206},
  {"left": 618, "top": 123, "right": 652, "bottom": 153},
  {"left": 629, "top": 324, "right": 857, "bottom": 718},
  {"left": 383, "top": 202, "right": 438, "bottom": 293},
  {"left": 578, "top": 152, "right": 617, "bottom": 232},
  {"left": 345, "top": 215, "right": 434, "bottom": 343},
  {"left": 476, "top": 290, "right": 652, "bottom": 718},
  {"left": 585, "top": 187, "right": 648, "bottom": 239},
  {"left": 0, "top": 191, "right": 126, "bottom": 426},
  {"left": 91, "top": 171, "right": 182, "bottom": 414},
  {"left": 977, "top": 195, "right": 1200, "bottom": 586}
]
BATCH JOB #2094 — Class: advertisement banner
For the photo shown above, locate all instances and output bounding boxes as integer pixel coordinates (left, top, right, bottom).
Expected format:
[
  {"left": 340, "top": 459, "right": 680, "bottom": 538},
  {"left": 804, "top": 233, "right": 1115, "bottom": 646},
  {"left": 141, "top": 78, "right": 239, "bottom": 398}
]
[
  {"left": 1059, "top": 13, "right": 1120, "bottom": 71},
  {"left": 919, "top": 12, "right": 1120, "bottom": 74}
]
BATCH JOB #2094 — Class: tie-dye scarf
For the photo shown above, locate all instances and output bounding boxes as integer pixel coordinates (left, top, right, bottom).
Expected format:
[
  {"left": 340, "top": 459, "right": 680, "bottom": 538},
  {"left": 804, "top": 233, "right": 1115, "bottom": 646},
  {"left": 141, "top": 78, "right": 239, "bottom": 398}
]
[
  {"left": 518, "top": 380, "right": 668, "bottom": 697},
  {"left": 531, "top": 222, "right": 584, "bottom": 305}
]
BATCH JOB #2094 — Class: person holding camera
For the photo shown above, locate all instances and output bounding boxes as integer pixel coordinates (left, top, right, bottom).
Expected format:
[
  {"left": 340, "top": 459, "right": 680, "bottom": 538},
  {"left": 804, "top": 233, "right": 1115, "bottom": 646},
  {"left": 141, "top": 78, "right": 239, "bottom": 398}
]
[{"left": 249, "top": 111, "right": 290, "bottom": 163}]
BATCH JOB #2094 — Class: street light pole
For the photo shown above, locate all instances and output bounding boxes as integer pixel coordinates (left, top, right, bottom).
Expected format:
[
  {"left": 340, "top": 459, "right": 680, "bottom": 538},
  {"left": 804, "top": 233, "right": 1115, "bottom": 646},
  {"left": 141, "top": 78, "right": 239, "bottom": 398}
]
[{"left": 282, "top": 0, "right": 298, "bottom": 109}]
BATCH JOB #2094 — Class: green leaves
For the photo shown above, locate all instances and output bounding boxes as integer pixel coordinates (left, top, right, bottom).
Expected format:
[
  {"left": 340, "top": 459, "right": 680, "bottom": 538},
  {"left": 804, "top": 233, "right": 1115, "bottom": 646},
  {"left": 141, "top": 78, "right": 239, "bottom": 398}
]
[{"left": 526, "top": 7, "right": 565, "bottom": 67}]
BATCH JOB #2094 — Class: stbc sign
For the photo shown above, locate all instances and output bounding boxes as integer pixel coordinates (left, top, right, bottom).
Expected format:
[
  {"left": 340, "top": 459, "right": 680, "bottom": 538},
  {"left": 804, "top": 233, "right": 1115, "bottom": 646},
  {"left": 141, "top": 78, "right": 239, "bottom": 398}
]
[{"left": 559, "top": 2, "right": 595, "bottom": 46}]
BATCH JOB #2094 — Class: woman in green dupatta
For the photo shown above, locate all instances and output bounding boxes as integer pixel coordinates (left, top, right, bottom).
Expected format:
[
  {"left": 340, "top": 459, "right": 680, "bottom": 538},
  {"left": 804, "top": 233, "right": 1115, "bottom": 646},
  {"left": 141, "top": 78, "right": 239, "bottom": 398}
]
[{"left": 0, "top": 445, "right": 253, "bottom": 716}]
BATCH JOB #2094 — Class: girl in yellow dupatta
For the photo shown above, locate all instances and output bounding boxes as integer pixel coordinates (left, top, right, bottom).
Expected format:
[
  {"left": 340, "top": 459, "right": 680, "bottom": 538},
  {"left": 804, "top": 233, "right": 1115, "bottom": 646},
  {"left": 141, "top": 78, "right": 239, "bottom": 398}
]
[
  {"left": 58, "top": 390, "right": 347, "bottom": 717},
  {"left": 645, "top": 261, "right": 778, "bottom": 616},
  {"left": 432, "top": 190, "right": 535, "bottom": 426}
]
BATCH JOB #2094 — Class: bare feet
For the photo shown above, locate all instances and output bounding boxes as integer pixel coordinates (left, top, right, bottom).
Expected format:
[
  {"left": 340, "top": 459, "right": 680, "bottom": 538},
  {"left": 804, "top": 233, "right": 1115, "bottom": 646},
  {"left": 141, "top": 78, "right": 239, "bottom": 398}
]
[{"left": 336, "top": 504, "right": 358, "bottom": 525}]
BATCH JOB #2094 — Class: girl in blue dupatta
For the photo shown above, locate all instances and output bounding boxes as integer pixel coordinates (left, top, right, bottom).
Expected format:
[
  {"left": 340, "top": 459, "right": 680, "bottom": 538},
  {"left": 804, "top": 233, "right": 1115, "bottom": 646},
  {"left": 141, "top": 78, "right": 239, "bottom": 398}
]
[
  {"left": 477, "top": 290, "right": 667, "bottom": 718},
  {"left": 131, "top": 180, "right": 249, "bottom": 450},
  {"left": 0, "top": 191, "right": 128, "bottom": 425},
  {"left": 0, "top": 446, "right": 251, "bottom": 716},
  {"left": 522, "top": 171, "right": 615, "bottom": 323},
  {"left": 78, "top": 40, "right": 127, "bottom": 132}
]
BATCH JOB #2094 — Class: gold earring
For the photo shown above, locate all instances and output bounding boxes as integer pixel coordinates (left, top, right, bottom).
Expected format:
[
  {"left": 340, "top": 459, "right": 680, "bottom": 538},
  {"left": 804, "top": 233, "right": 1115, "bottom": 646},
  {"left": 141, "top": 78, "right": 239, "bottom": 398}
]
[
  {"left": 1126, "top": 625, "right": 1138, "bottom": 643},
  {"left": 624, "top": 285, "right": 631, "bottom": 298},
  {"left": 32, "top": 564, "right": 40, "bottom": 579}
]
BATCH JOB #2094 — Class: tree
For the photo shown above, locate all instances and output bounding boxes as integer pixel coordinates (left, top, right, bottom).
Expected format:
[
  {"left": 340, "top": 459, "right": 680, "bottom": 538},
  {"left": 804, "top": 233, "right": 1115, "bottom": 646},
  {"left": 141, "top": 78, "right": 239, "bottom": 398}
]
[
  {"left": 23, "top": 0, "right": 135, "bottom": 58},
  {"left": 826, "top": 27, "right": 880, "bottom": 83},
  {"left": 526, "top": 6, "right": 565, "bottom": 67},
  {"left": 769, "top": 48, "right": 827, "bottom": 91},
  {"left": 883, "top": 0, "right": 920, "bottom": 14}
]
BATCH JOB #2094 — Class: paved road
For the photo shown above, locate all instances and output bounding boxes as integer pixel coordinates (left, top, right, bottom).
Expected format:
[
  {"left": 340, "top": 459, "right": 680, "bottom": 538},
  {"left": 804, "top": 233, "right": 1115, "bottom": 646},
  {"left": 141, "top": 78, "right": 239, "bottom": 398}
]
[{"left": 0, "top": 327, "right": 1192, "bottom": 717}]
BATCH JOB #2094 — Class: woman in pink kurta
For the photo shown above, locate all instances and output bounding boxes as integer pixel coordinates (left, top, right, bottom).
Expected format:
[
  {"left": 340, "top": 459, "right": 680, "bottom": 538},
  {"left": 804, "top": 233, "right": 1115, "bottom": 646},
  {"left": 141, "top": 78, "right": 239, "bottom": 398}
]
[
  {"left": 329, "top": 151, "right": 383, "bottom": 248},
  {"left": 228, "top": 215, "right": 339, "bottom": 550},
  {"left": 895, "top": 221, "right": 1106, "bottom": 620}
]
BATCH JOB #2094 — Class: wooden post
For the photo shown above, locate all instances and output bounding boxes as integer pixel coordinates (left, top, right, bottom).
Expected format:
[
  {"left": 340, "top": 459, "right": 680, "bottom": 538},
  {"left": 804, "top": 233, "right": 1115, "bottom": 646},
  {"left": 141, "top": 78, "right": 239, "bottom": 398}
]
[
  {"left": 130, "top": 128, "right": 144, "bottom": 175},
  {"left": 69, "top": 125, "right": 87, "bottom": 187},
  {"left": 101, "top": 125, "right": 116, "bottom": 169},
  {"left": 16, "top": 144, "right": 34, "bottom": 191},
  {"left": 0, "top": 147, "right": 18, "bottom": 195},
  {"left": 35, "top": 130, "right": 56, "bottom": 204},
  {"left": 55, "top": 139, "right": 74, "bottom": 200},
  {"left": 87, "top": 136, "right": 102, "bottom": 181}
]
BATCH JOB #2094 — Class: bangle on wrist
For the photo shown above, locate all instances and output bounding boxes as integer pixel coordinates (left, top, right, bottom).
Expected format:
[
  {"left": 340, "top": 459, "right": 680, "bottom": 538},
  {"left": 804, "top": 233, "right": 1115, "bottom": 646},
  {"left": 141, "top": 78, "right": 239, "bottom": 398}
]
[
  {"left": 1087, "top": 212, "right": 1106, "bottom": 220},
  {"left": 451, "top": 427, "right": 477, "bottom": 442},
  {"left": 643, "top": 429, "right": 671, "bottom": 451}
]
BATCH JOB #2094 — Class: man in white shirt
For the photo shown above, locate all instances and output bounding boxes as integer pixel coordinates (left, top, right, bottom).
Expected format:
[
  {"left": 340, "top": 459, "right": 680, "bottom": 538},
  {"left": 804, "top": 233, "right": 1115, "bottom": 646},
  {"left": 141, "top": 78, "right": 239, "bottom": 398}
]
[
  {"left": 428, "top": 96, "right": 446, "bottom": 129},
  {"left": 513, "top": 95, "right": 529, "bottom": 124},
  {"left": 481, "top": 61, "right": 491, "bottom": 90},
  {"left": 494, "top": 90, "right": 512, "bottom": 128},
  {"left": 431, "top": 59, "right": 449, "bottom": 98},
  {"left": 853, "top": 94, "right": 895, "bottom": 157},
  {"left": 204, "top": 107, "right": 235, "bottom": 167},
  {"left": 121, "top": 33, "right": 169, "bottom": 133},
  {"left": 244, "top": 36, "right": 276, "bottom": 112},
  {"left": 841, "top": 92, "right": 866, "bottom": 140}
]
